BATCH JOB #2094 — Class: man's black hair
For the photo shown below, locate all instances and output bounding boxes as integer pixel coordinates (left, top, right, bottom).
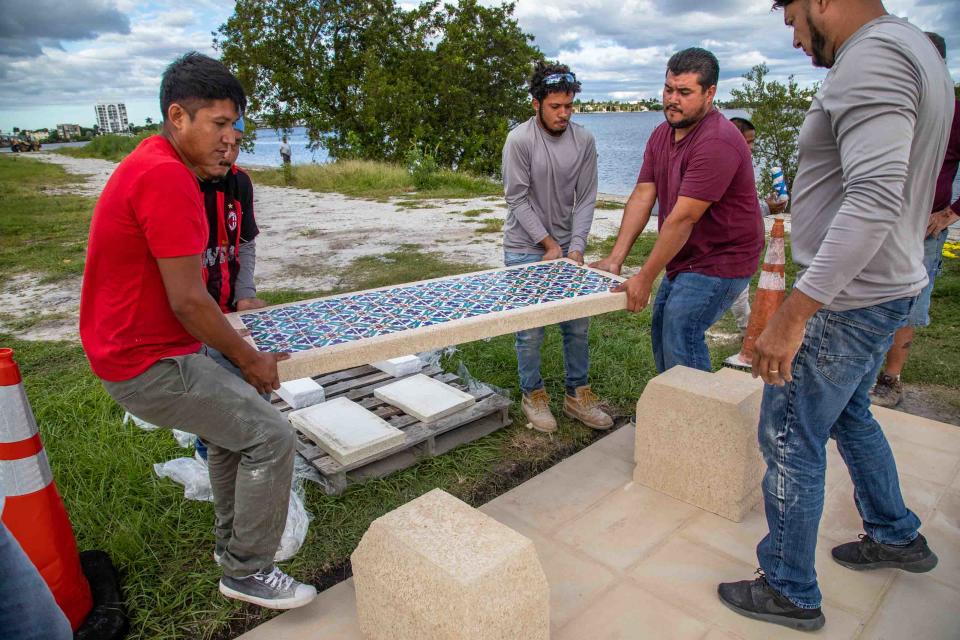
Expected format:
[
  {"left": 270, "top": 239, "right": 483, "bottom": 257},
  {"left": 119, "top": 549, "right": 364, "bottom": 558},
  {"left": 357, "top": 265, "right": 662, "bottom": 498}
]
[
  {"left": 666, "top": 48, "right": 719, "bottom": 91},
  {"left": 160, "top": 52, "right": 247, "bottom": 121},
  {"left": 729, "top": 117, "right": 756, "bottom": 133},
  {"left": 925, "top": 32, "right": 947, "bottom": 60},
  {"left": 529, "top": 60, "right": 582, "bottom": 102},
  {"left": 770, "top": 0, "right": 796, "bottom": 8}
]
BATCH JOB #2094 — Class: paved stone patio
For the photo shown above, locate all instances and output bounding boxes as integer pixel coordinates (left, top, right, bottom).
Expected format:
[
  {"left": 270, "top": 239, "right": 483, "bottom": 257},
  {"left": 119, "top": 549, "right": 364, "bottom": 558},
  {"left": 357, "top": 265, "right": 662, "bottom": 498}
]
[{"left": 239, "top": 405, "right": 959, "bottom": 639}]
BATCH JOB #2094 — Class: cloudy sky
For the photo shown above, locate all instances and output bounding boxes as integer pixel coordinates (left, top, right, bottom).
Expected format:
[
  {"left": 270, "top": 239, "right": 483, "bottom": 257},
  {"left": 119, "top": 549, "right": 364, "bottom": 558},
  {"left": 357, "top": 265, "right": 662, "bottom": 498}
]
[{"left": 0, "top": 0, "right": 957, "bottom": 131}]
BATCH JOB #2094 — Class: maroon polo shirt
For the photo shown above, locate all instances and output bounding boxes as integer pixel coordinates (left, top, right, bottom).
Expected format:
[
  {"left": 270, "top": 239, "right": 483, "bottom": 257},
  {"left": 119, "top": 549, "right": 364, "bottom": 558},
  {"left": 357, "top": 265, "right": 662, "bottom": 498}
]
[
  {"left": 932, "top": 100, "right": 960, "bottom": 215},
  {"left": 637, "top": 108, "right": 763, "bottom": 279}
]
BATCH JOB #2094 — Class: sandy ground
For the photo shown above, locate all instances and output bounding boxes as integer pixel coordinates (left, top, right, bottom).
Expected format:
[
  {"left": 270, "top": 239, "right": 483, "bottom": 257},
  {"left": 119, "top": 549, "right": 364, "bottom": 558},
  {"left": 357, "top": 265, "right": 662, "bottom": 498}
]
[{"left": 1, "top": 153, "right": 635, "bottom": 342}]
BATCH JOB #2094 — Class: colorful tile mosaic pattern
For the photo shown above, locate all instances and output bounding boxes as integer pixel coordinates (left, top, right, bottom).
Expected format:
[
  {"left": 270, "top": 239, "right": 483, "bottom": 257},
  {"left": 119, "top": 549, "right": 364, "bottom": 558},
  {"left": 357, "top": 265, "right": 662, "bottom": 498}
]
[{"left": 241, "top": 261, "right": 621, "bottom": 353}]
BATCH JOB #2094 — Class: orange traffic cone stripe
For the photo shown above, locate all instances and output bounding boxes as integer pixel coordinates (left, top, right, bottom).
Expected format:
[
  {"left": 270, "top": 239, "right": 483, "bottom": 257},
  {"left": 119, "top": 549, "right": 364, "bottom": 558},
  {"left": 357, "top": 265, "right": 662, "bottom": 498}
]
[
  {"left": 727, "top": 219, "right": 787, "bottom": 368},
  {"left": 0, "top": 348, "right": 93, "bottom": 630}
]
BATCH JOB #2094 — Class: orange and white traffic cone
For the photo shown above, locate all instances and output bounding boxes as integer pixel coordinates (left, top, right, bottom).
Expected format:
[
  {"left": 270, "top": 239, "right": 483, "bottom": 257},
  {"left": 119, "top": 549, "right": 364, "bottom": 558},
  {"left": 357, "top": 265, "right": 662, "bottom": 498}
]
[
  {"left": 0, "top": 347, "right": 93, "bottom": 630},
  {"left": 725, "top": 218, "right": 787, "bottom": 369}
]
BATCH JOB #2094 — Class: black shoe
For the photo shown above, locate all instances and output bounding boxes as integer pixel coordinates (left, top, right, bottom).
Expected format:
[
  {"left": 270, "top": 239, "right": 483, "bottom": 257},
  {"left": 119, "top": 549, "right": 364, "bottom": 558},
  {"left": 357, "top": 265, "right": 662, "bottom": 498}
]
[
  {"left": 832, "top": 533, "right": 938, "bottom": 572},
  {"left": 718, "top": 572, "right": 825, "bottom": 632}
]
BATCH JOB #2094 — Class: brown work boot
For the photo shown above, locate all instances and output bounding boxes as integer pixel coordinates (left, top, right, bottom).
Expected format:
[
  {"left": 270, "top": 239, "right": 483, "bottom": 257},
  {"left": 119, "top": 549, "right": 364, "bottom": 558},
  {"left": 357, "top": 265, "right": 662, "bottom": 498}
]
[
  {"left": 563, "top": 385, "right": 613, "bottom": 430},
  {"left": 521, "top": 388, "right": 557, "bottom": 433},
  {"left": 869, "top": 373, "right": 903, "bottom": 408}
]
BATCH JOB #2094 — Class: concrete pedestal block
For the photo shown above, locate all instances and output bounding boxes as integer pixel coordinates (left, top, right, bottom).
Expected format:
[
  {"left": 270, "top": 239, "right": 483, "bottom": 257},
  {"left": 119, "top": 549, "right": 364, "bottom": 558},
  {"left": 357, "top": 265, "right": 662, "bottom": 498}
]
[
  {"left": 351, "top": 489, "right": 549, "bottom": 640},
  {"left": 633, "top": 366, "right": 764, "bottom": 522}
]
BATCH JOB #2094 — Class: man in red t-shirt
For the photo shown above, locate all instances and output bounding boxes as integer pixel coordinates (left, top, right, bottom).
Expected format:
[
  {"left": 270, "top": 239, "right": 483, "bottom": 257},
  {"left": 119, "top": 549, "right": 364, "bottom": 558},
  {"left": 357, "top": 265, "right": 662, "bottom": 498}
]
[
  {"left": 592, "top": 48, "right": 763, "bottom": 372},
  {"left": 79, "top": 52, "right": 315, "bottom": 610}
]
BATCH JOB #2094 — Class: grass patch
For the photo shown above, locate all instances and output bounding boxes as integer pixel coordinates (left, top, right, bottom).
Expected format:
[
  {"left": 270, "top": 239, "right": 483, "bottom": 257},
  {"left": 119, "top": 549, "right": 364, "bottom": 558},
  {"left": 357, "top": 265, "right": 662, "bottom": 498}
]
[
  {"left": 0, "top": 155, "right": 93, "bottom": 282},
  {"left": 394, "top": 199, "right": 441, "bottom": 210},
  {"left": 461, "top": 208, "right": 494, "bottom": 217},
  {"left": 595, "top": 199, "right": 624, "bottom": 210},
  {"left": 248, "top": 161, "right": 501, "bottom": 200},
  {"left": 905, "top": 253, "right": 960, "bottom": 387},
  {"left": 0, "top": 311, "right": 72, "bottom": 332},
  {"left": 54, "top": 132, "right": 152, "bottom": 162},
  {"left": 474, "top": 218, "right": 504, "bottom": 234}
]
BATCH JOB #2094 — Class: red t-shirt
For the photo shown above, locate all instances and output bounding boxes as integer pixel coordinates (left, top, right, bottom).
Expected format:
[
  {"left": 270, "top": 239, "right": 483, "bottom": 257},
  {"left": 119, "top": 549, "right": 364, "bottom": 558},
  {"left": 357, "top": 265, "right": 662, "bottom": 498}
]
[
  {"left": 79, "top": 135, "right": 208, "bottom": 381},
  {"left": 638, "top": 109, "right": 763, "bottom": 279}
]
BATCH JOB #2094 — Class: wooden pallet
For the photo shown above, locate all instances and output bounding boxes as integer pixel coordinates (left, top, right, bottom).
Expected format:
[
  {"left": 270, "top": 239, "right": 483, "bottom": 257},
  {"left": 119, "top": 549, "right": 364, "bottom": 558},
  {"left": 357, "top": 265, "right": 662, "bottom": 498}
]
[{"left": 272, "top": 364, "right": 512, "bottom": 495}]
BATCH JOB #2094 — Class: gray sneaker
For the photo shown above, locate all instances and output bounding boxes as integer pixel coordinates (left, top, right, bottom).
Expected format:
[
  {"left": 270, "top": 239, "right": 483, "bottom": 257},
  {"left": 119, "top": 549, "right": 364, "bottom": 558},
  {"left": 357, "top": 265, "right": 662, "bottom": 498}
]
[
  {"left": 219, "top": 566, "right": 317, "bottom": 609},
  {"left": 869, "top": 373, "right": 902, "bottom": 408}
]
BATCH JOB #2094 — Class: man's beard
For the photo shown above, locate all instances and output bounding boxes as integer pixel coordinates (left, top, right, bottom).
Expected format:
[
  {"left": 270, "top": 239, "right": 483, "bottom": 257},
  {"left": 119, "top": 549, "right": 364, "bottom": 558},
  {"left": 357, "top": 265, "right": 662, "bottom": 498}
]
[
  {"left": 538, "top": 107, "right": 565, "bottom": 136},
  {"left": 808, "top": 8, "right": 833, "bottom": 68},
  {"left": 665, "top": 105, "right": 708, "bottom": 130}
]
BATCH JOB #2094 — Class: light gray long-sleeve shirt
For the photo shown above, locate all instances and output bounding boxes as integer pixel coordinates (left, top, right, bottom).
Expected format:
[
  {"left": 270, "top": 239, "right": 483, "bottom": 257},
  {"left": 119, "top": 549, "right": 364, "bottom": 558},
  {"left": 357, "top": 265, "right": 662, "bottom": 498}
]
[
  {"left": 235, "top": 239, "right": 257, "bottom": 301},
  {"left": 791, "top": 16, "right": 953, "bottom": 311},
  {"left": 502, "top": 117, "right": 598, "bottom": 255}
]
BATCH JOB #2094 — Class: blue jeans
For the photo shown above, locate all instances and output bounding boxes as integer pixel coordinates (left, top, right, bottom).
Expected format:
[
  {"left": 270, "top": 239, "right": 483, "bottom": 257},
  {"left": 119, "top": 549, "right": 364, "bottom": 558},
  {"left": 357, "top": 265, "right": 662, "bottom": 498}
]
[
  {"left": 907, "top": 229, "right": 947, "bottom": 327},
  {"left": 504, "top": 251, "right": 590, "bottom": 394},
  {"left": 651, "top": 271, "right": 750, "bottom": 372},
  {"left": 195, "top": 345, "right": 272, "bottom": 461},
  {"left": 0, "top": 520, "right": 72, "bottom": 640},
  {"left": 757, "top": 296, "right": 920, "bottom": 608}
]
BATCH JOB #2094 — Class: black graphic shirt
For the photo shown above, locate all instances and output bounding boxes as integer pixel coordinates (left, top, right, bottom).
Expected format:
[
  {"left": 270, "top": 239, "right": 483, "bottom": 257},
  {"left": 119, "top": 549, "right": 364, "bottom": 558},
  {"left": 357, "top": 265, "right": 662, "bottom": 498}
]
[{"left": 199, "top": 166, "right": 259, "bottom": 312}]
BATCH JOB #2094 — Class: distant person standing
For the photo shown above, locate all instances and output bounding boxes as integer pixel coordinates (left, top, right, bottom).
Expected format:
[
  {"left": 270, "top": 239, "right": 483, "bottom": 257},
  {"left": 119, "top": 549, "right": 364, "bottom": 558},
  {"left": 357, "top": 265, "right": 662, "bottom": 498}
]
[
  {"left": 501, "top": 60, "right": 613, "bottom": 433},
  {"left": 727, "top": 116, "right": 787, "bottom": 335},
  {"left": 869, "top": 31, "right": 959, "bottom": 408},
  {"left": 592, "top": 48, "right": 763, "bottom": 373},
  {"left": 279, "top": 135, "right": 291, "bottom": 165}
]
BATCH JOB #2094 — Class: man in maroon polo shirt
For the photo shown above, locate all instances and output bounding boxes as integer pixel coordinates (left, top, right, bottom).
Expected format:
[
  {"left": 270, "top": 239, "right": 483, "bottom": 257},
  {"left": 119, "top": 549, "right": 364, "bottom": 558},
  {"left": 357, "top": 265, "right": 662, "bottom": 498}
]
[{"left": 593, "top": 47, "right": 763, "bottom": 371}]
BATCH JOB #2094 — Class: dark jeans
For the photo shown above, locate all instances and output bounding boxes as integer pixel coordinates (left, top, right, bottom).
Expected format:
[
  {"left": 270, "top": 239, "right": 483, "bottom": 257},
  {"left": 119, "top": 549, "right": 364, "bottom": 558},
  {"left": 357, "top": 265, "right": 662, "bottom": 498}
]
[
  {"left": 103, "top": 352, "right": 295, "bottom": 578},
  {"left": 757, "top": 296, "right": 920, "bottom": 608},
  {"left": 651, "top": 271, "right": 750, "bottom": 372},
  {"left": 0, "top": 520, "right": 72, "bottom": 640},
  {"left": 504, "top": 251, "right": 590, "bottom": 394}
]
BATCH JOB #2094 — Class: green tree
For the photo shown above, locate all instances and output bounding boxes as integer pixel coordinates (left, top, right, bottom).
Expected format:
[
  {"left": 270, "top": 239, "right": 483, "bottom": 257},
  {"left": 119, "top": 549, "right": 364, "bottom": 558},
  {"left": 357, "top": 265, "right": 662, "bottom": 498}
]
[
  {"left": 215, "top": 0, "right": 539, "bottom": 175},
  {"left": 729, "top": 63, "right": 817, "bottom": 199},
  {"left": 955, "top": 83, "right": 959, "bottom": 100}
]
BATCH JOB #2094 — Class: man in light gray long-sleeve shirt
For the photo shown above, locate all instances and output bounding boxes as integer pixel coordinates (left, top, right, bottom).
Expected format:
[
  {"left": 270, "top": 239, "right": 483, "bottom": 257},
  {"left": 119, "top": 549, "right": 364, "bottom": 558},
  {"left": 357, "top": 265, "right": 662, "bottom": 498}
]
[
  {"left": 719, "top": 1, "right": 951, "bottom": 632},
  {"left": 501, "top": 60, "right": 612, "bottom": 433}
]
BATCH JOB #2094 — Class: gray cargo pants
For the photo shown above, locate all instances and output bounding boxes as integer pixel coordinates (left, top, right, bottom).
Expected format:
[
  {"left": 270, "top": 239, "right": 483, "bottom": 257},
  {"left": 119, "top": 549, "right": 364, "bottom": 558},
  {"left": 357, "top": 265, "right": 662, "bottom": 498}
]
[{"left": 102, "top": 351, "right": 295, "bottom": 578}]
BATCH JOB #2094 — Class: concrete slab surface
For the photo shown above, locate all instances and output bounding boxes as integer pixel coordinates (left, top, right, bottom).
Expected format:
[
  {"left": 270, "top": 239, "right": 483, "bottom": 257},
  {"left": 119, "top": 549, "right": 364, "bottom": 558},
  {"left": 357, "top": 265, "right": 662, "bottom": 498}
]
[
  {"left": 240, "top": 407, "right": 960, "bottom": 640},
  {"left": 374, "top": 373, "right": 476, "bottom": 423},
  {"left": 288, "top": 397, "right": 405, "bottom": 465}
]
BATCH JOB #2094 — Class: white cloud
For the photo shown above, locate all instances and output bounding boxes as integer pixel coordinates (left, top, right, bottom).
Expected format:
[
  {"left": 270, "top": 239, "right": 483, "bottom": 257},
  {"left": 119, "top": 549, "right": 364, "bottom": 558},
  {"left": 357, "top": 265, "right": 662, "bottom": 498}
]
[{"left": 1, "top": 0, "right": 957, "bottom": 130}]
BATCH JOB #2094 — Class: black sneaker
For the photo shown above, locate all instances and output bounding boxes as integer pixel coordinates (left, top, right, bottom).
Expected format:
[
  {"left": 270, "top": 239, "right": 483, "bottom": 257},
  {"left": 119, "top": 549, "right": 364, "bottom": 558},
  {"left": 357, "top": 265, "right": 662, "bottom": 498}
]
[
  {"left": 832, "top": 533, "right": 938, "bottom": 572},
  {"left": 219, "top": 566, "right": 317, "bottom": 609},
  {"left": 718, "top": 572, "right": 825, "bottom": 632}
]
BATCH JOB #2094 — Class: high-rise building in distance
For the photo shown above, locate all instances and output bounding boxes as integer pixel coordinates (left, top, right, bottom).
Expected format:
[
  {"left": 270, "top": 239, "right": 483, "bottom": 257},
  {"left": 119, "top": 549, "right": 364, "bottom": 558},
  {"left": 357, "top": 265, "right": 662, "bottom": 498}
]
[{"left": 94, "top": 102, "right": 129, "bottom": 134}]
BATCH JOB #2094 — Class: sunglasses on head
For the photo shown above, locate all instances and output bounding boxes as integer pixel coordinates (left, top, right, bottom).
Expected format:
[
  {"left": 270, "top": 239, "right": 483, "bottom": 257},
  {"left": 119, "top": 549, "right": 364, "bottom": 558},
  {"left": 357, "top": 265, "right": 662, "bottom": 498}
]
[{"left": 544, "top": 72, "right": 576, "bottom": 85}]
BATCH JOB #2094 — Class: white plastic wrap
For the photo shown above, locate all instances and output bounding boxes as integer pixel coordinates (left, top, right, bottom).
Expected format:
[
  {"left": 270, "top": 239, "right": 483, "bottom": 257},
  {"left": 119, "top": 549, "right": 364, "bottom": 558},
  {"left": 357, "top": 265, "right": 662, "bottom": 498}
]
[
  {"left": 153, "top": 454, "right": 313, "bottom": 561},
  {"left": 123, "top": 411, "right": 160, "bottom": 431},
  {"left": 124, "top": 412, "right": 196, "bottom": 448},
  {"left": 153, "top": 456, "right": 214, "bottom": 502}
]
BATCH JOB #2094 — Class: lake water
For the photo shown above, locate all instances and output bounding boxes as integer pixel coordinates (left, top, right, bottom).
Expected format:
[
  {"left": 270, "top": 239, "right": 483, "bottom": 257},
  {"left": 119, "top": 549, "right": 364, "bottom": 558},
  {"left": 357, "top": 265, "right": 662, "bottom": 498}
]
[{"left": 237, "top": 111, "right": 744, "bottom": 196}]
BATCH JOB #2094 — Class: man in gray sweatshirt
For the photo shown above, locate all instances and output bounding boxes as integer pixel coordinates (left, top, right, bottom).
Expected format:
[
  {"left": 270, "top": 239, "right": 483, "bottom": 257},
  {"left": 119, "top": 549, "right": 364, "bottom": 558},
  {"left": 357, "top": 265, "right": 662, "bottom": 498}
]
[
  {"left": 719, "top": 0, "right": 951, "bottom": 632},
  {"left": 501, "top": 61, "right": 612, "bottom": 433}
]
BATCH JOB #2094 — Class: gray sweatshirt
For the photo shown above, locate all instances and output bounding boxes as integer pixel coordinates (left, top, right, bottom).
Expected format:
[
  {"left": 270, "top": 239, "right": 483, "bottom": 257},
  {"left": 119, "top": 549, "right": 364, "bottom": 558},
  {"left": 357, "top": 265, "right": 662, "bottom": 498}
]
[
  {"left": 235, "top": 239, "right": 257, "bottom": 301},
  {"left": 791, "top": 16, "right": 953, "bottom": 311},
  {"left": 502, "top": 117, "right": 597, "bottom": 255}
]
